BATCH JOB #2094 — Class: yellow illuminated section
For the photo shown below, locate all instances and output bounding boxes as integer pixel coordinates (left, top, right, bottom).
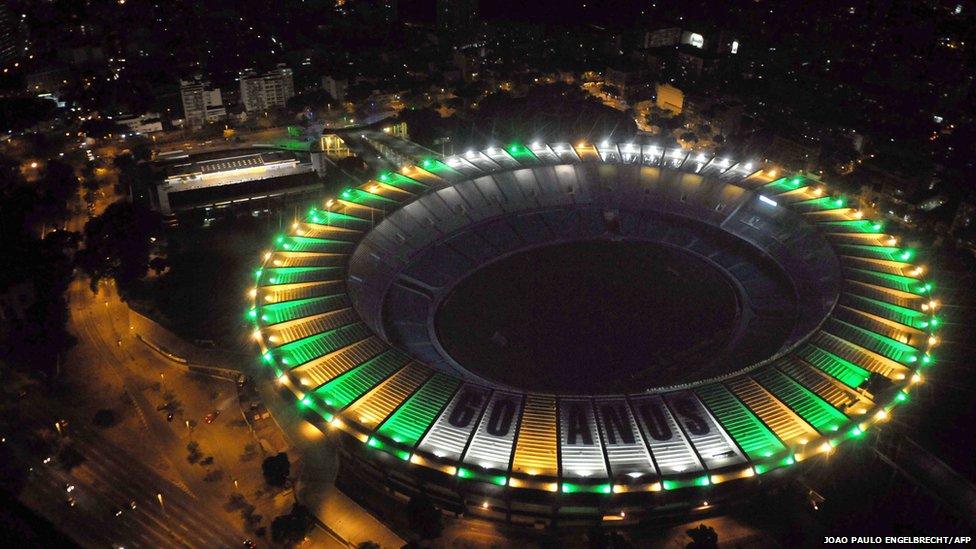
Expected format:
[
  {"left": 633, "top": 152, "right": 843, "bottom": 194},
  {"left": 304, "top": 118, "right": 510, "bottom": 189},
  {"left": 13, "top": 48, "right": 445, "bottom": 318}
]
[
  {"left": 262, "top": 308, "right": 357, "bottom": 346},
  {"left": 362, "top": 181, "right": 414, "bottom": 200},
  {"left": 511, "top": 395, "right": 558, "bottom": 477},
  {"left": 335, "top": 200, "right": 382, "bottom": 218},
  {"left": 726, "top": 378, "right": 818, "bottom": 448},
  {"left": 573, "top": 142, "right": 600, "bottom": 161},
  {"left": 259, "top": 280, "right": 344, "bottom": 308},
  {"left": 346, "top": 362, "right": 431, "bottom": 428},
  {"left": 842, "top": 256, "right": 919, "bottom": 277},
  {"left": 289, "top": 337, "right": 388, "bottom": 389}
]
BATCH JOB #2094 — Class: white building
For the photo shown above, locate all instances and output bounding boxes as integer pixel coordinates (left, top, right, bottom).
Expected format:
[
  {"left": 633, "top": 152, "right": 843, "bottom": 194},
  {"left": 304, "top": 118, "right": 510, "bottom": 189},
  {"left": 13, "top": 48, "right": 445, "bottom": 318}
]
[
  {"left": 180, "top": 76, "right": 226, "bottom": 128},
  {"left": 154, "top": 149, "right": 316, "bottom": 215},
  {"left": 115, "top": 113, "right": 163, "bottom": 134},
  {"left": 239, "top": 64, "right": 295, "bottom": 112},
  {"left": 322, "top": 75, "right": 348, "bottom": 102}
]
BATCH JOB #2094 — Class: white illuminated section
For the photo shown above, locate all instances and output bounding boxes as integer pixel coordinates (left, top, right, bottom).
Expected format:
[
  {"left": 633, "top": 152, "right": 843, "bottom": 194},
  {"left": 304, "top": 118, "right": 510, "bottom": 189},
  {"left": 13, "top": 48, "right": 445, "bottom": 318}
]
[
  {"left": 759, "top": 195, "right": 778, "bottom": 207},
  {"left": 689, "top": 33, "right": 704, "bottom": 48},
  {"left": 731, "top": 40, "right": 739, "bottom": 54}
]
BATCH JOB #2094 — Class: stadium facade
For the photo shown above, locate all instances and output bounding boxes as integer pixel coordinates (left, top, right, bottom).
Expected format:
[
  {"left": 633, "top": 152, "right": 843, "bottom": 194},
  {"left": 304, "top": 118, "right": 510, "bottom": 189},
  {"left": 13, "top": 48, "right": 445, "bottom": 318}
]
[{"left": 248, "top": 142, "right": 939, "bottom": 526}]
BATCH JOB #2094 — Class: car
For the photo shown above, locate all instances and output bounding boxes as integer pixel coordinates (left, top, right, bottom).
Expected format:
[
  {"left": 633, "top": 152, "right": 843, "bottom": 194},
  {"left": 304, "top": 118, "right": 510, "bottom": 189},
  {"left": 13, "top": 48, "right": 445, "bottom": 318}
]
[
  {"left": 64, "top": 483, "right": 75, "bottom": 493},
  {"left": 66, "top": 497, "right": 76, "bottom": 507},
  {"left": 204, "top": 410, "right": 220, "bottom": 424},
  {"left": 129, "top": 500, "right": 137, "bottom": 510},
  {"left": 114, "top": 507, "right": 124, "bottom": 517},
  {"left": 242, "top": 539, "right": 255, "bottom": 548},
  {"left": 166, "top": 412, "right": 174, "bottom": 422}
]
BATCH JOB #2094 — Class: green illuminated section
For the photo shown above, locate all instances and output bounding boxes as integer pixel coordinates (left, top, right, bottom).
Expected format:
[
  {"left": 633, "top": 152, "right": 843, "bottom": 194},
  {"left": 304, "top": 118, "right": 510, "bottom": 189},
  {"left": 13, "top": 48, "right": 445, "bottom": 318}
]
[
  {"left": 842, "top": 294, "right": 929, "bottom": 329},
  {"left": 275, "top": 323, "right": 372, "bottom": 367},
  {"left": 506, "top": 143, "right": 537, "bottom": 161},
  {"left": 258, "top": 294, "right": 349, "bottom": 325},
  {"left": 456, "top": 467, "right": 508, "bottom": 485},
  {"left": 315, "top": 349, "right": 411, "bottom": 409},
  {"left": 376, "top": 374, "right": 461, "bottom": 448},
  {"left": 825, "top": 318, "right": 920, "bottom": 365},
  {"left": 306, "top": 209, "right": 372, "bottom": 229},
  {"left": 754, "top": 455, "right": 795, "bottom": 475},
  {"left": 661, "top": 475, "right": 711, "bottom": 491},
  {"left": 794, "top": 196, "right": 846, "bottom": 211},
  {"left": 377, "top": 172, "right": 428, "bottom": 193},
  {"left": 419, "top": 158, "right": 459, "bottom": 175},
  {"left": 276, "top": 236, "right": 355, "bottom": 254},
  {"left": 763, "top": 176, "right": 805, "bottom": 194},
  {"left": 844, "top": 268, "right": 926, "bottom": 294},
  {"left": 561, "top": 482, "right": 612, "bottom": 494},
  {"left": 752, "top": 368, "right": 850, "bottom": 433},
  {"left": 818, "top": 219, "right": 885, "bottom": 233},
  {"left": 366, "top": 437, "right": 411, "bottom": 461},
  {"left": 795, "top": 344, "right": 871, "bottom": 388},
  {"left": 695, "top": 384, "right": 786, "bottom": 461},
  {"left": 836, "top": 245, "right": 914, "bottom": 262},
  {"left": 258, "top": 266, "right": 343, "bottom": 286}
]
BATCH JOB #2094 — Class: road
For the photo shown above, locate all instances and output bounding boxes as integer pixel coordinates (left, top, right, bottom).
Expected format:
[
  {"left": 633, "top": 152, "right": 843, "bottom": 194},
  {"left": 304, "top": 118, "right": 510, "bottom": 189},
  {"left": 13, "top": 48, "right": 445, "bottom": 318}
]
[
  {"left": 13, "top": 406, "right": 246, "bottom": 548},
  {"left": 5, "top": 277, "right": 260, "bottom": 548}
]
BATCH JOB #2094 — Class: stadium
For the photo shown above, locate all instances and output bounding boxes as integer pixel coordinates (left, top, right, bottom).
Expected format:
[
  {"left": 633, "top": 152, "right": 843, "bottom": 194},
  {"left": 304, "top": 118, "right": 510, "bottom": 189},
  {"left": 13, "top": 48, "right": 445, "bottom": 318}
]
[{"left": 248, "top": 142, "right": 939, "bottom": 526}]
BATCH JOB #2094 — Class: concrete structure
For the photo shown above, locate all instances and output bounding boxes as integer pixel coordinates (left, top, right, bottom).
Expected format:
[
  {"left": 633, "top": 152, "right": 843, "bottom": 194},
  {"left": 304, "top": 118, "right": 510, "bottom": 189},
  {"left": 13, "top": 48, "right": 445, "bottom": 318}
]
[
  {"left": 249, "top": 142, "right": 939, "bottom": 526},
  {"left": 153, "top": 148, "right": 317, "bottom": 215},
  {"left": 656, "top": 83, "right": 684, "bottom": 114},
  {"left": 322, "top": 75, "right": 348, "bottom": 102},
  {"left": 180, "top": 76, "right": 226, "bottom": 128},
  {"left": 0, "top": 3, "right": 27, "bottom": 70},
  {"left": 643, "top": 27, "right": 682, "bottom": 49},
  {"left": 115, "top": 113, "right": 163, "bottom": 135},
  {"left": 25, "top": 65, "right": 70, "bottom": 93},
  {"left": 239, "top": 64, "right": 295, "bottom": 113}
]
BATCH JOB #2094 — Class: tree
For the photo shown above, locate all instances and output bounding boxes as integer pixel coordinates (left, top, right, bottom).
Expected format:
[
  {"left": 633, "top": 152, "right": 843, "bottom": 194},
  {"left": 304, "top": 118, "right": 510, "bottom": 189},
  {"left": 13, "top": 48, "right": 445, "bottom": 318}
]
[
  {"left": 76, "top": 201, "right": 161, "bottom": 294},
  {"left": 405, "top": 493, "right": 443, "bottom": 541},
  {"left": 0, "top": 96, "right": 58, "bottom": 132},
  {"left": 80, "top": 118, "right": 126, "bottom": 139},
  {"left": 285, "top": 89, "right": 334, "bottom": 114},
  {"left": 4, "top": 232, "right": 77, "bottom": 378},
  {"left": 261, "top": 452, "right": 290, "bottom": 487},
  {"left": 270, "top": 503, "right": 311, "bottom": 545},
  {"left": 37, "top": 159, "right": 80, "bottom": 222},
  {"left": 686, "top": 524, "right": 718, "bottom": 549}
]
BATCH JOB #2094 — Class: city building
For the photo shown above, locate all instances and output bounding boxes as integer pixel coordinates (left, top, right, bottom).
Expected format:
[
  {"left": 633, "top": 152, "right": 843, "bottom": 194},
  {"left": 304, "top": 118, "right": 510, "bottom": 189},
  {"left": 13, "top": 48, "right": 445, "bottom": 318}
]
[
  {"left": 0, "top": 3, "right": 27, "bottom": 70},
  {"left": 115, "top": 113, "right": 164, "bottom": 135},
  {"left": 152, "top": 148, "right": 318, "bottom": 215},
  {"left": 179, "top": 76, "right": 226, "bottom": 128},
  {"left": 24, "top": 65, "right": 71, "bottom": 93},
  {"left": 643, "top": 27, "right": 682, "bottom": 49},
  {"left": 656, "top": 83, "right": 684, "bottom": 114},
  {"left": 322, "top": 75, "right": 348, "bottom": 102},
  {"left": 239, "top": 64, "right": 295, "bottom": 113}
]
